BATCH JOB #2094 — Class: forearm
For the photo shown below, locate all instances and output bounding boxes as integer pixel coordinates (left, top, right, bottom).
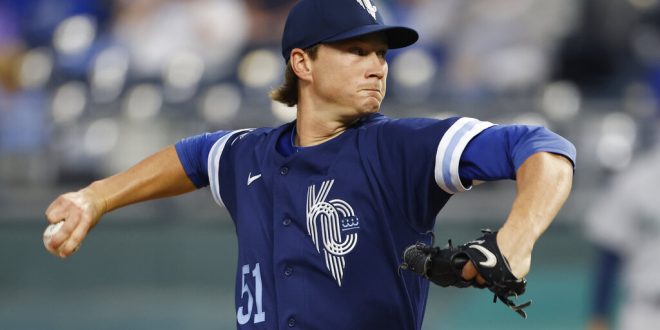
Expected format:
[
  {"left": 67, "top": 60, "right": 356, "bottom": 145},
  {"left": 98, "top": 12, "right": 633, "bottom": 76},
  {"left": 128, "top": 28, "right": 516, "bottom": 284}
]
[
  {"left": 44, "top": 145, "right": 198, "bottom": 258},
  {"left": 497, "top": 152, "right": 574, "bottom": 278},
  {"left": 86, "top": 145, "right": 197, "bottom": 214}
]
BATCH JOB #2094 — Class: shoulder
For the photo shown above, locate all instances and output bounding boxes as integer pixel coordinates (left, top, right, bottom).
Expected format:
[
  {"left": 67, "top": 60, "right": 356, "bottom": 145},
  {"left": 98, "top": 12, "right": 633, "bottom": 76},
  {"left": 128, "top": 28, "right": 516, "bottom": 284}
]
[
  {"left": 363, "top": 115, "right": 497, "bottom": 153},
  {"left": 221, "top": 125, "right": 283, "bottom": 147},
  {"left": 356, "top": 113, "right": 464, "bottom": 136}
]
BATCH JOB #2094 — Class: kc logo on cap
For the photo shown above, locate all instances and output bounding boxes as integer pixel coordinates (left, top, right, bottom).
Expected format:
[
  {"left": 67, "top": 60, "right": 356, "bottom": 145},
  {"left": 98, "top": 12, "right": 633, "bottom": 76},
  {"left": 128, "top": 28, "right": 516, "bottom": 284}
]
[{"left": 356, "top": 0, "right": 377, "bottom": 21}]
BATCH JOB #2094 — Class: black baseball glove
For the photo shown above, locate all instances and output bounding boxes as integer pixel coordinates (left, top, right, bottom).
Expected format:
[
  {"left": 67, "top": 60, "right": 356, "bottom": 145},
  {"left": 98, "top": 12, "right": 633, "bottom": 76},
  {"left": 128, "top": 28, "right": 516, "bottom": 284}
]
[{"left": 400, "top": 230, "right": 532, "bottom": 318}]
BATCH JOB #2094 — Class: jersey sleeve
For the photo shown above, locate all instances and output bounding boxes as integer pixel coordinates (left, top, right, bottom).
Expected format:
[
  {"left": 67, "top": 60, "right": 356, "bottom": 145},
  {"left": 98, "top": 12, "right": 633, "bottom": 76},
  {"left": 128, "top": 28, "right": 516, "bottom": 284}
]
[
  {"left": 458, "top": 124, "right": 577, "bottom": 183},
  {"left": 174, "top": 131, "right": 231, "bottom": 188},
  {"left": 371, "top": 117, "right": 575, "bottom": 232},
  {"left": 433, "top": 118, "right": 496, "bottom": 193},
  {"left": 370, "top": 117, "right": 493, "bottom": 231}
]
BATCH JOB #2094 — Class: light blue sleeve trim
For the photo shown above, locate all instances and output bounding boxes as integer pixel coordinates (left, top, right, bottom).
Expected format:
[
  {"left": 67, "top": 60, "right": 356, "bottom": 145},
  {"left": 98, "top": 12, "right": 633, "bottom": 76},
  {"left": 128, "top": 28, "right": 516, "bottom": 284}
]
[
  {"left": 207, "top": 129, "right": 253, "bottom": 208},
  {"left": 434, "top": 118, "right": 495, "bottom": 194}
]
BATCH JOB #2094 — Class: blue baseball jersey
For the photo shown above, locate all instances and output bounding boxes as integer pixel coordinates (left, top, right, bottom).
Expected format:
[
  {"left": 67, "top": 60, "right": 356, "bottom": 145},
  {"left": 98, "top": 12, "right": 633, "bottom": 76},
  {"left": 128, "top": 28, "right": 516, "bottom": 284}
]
[{"left": 175, "top": 113, "right": 576, "bottom": 330}]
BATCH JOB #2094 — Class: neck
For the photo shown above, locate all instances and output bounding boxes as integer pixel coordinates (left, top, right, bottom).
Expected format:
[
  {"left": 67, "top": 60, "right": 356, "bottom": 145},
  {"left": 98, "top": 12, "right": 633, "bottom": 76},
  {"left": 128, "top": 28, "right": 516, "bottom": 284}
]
[
  {"left": 294, "top": 108, "right": 359, "bottom": 147},
  {"left": 294, "top": 99, "right": 362, "bottom": 147}
]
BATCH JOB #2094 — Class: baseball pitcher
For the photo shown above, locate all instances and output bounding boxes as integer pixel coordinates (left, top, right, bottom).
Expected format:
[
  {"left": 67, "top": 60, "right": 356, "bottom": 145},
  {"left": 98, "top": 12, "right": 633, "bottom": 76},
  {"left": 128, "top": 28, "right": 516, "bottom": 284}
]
[{"left": 44, "top": 0, "right": 576, "bottom": 329}]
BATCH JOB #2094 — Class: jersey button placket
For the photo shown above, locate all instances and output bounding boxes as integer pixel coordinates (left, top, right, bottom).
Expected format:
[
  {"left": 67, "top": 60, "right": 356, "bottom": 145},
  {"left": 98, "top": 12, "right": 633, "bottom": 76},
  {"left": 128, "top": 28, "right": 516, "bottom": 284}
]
[
  {"left": 280, "top": 166, "right": 289, "bottom": 175},
  {"left": 284, "top": 266, "right": 293, "bottom": 277},
  {"left": 283, "top": 218, "right": 291, "bottom": 226},
  {"left": 287, "top": 317, "right": 296, "bottom": 327}
]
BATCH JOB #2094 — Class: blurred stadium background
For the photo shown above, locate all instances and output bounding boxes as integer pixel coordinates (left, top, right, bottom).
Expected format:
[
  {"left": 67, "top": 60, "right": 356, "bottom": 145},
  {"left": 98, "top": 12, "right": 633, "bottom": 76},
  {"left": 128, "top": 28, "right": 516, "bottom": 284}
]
[{"left": 1, "top": 0, "right": 659, "bottom": 329}]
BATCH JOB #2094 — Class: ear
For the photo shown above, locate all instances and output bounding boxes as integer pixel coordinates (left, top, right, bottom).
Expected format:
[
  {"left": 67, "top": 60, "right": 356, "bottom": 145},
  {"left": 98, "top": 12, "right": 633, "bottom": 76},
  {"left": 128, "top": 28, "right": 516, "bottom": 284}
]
[{"left": 290, "top": 48, "right": 313, "bottom": 82}]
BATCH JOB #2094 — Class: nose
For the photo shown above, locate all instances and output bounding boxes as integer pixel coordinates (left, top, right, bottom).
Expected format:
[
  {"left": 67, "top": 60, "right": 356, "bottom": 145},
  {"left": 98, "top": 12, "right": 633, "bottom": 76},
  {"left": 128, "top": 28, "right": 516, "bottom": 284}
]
[{"left": 366, "top": 52, "right": 387, "bottom": 80}]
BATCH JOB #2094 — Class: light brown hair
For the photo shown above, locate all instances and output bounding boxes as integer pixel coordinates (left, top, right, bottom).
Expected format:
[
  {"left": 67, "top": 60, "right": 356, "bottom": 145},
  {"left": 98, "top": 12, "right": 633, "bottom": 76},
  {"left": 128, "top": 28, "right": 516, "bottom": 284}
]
[{"left": 270, "top": 45, "right": 320, "bottom": 107}]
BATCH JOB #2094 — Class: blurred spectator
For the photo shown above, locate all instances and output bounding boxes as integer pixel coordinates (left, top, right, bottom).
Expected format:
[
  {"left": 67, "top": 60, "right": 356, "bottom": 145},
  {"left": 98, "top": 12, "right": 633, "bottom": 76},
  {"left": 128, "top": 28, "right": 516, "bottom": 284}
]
[
  {"left": 0, "top": 2, "right": 50, "bottom": 185},
  {"left": 554, "top": 0, "right": 660, "bottom": 98},
  {"left": 113, "top": 0, "right": 249, "bottom": 81},
  {"left": 243, "top": 0, "right": 296, "bottom": 47},
  {"left": 0, "top": 1, "right": 22, "bottom": 92},
  {"left": 0, "top": 0, "right": 112, "bottom": 48},
  {"left": 0, "top": 0, "right": 658, "bottom": 187},
  {"left": 402, "top": 0, "right": 579, "bottom": 98},
  {"left": 584, "top": 127, "right": 660, "bottom": 330}
]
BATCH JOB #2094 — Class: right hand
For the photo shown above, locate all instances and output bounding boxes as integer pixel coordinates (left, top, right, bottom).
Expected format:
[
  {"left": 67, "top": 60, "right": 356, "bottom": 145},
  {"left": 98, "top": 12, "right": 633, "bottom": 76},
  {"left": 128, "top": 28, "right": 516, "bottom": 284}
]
[{"left": 44, "top": 187, "right": 107, "bottom": 258}]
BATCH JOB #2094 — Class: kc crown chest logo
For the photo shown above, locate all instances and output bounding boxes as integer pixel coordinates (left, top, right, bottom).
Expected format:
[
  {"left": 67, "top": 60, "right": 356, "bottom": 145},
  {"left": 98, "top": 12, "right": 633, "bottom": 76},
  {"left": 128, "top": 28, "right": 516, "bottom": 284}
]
[
  {"left": 356, "top": 0, "right": 377, "bottom": 21},
  {"left": 306, "top": 179, "right": 360, "bottom": 287}
]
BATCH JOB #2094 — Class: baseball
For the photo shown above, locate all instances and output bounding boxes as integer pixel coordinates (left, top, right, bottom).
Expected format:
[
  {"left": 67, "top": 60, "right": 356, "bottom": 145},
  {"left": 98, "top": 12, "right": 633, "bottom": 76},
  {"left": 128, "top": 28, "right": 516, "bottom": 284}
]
[{"left": 43, "top": 221, "right": 64, "bottom": 247}]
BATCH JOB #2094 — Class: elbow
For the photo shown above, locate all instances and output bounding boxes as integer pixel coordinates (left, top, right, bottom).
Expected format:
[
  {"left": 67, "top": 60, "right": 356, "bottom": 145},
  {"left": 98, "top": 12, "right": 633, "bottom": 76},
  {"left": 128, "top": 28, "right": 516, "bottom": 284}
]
[
  {"left": 545, "top": 152, "right": 575, "bottom": 193},
  {"left": 520, "top": 151, "right": 574, "bottom": 191}
]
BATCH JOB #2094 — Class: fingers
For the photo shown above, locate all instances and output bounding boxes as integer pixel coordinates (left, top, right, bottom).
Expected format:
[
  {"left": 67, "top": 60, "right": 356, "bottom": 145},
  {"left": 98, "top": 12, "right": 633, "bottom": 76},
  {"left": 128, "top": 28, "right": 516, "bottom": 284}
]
[
  {"left": 48, "top": 211, "right": 80, "bottom": 248},
  {"left": 45, "top": 194, "right": 71, "bottom": 224},
  {"left": 461, "top": 261, "right": 476, "bottom": 280},
  {"left": 461, "top": 261, "right": 486, "bottom": 286},
  {"left": 58, "top": 217, "right": 92, "bottom": 258},
  {"left": 44, "top": 191, "right": 101, "bottom": 259}
]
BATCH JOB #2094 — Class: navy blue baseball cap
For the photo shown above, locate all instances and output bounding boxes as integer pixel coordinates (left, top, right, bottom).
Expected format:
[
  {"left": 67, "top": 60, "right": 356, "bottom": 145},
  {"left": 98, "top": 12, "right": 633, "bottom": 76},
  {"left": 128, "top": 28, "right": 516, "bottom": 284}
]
[{"left": 281, "top": 0, "right": 419, "bottom": 60}]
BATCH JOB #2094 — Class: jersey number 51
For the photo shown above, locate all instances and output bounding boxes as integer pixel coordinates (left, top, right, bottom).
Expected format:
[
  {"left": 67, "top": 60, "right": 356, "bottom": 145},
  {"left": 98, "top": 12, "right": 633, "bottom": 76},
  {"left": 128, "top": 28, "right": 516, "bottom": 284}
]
[{"left": 237, "top": 263, "right": 266, "bottom": 325}]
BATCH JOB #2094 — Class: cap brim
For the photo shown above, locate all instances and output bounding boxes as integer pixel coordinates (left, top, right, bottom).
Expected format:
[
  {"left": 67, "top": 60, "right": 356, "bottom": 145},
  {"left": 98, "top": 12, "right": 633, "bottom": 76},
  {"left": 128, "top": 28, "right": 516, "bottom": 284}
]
[{"left": 323, "top": 25, "right": 419, "bottom": 49}]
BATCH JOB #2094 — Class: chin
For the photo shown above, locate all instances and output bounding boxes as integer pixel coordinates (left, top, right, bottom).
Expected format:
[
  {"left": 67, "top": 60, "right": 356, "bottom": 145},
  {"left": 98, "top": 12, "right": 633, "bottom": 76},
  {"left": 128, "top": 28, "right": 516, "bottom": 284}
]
[
  {"left": 359, "top": 97, "right": 381, "bottom": 113},
  {"left": 363, "top": 102, "right": 381, "bottom": 114}
]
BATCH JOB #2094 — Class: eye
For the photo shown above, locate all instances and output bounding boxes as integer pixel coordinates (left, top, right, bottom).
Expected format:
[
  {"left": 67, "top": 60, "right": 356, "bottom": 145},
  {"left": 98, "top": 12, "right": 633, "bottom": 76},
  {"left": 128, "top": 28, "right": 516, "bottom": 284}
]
[
  {"left": 377, "top": 49, "right": 387, "bottom": 58},
  {"left": 349, "top": 47, "right": 366, "bottom": 56}
]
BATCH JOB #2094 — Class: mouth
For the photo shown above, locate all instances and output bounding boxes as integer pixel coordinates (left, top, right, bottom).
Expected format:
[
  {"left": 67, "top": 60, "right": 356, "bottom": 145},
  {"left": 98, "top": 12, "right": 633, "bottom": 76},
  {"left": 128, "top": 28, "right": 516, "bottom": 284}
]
[{"left": 362, "top": 89, "right": 383, "bottom": 97}]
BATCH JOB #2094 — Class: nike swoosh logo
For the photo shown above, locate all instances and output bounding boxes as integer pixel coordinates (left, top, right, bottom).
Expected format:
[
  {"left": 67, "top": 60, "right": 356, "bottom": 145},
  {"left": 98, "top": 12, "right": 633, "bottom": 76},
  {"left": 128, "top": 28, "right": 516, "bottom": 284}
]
[
  {"left": 247, "top": 172, "right": 262, "bottom": 186},
  {"left": 469, "top": 245, "right": 497, "bottom": 268}
]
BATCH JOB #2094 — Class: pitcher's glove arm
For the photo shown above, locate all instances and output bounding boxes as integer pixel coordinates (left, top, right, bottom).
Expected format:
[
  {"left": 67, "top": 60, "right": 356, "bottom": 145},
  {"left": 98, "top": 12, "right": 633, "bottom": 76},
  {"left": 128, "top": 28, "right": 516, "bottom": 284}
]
[{"left": 400, "top": 230, "right": 532, "bottom": 318}]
